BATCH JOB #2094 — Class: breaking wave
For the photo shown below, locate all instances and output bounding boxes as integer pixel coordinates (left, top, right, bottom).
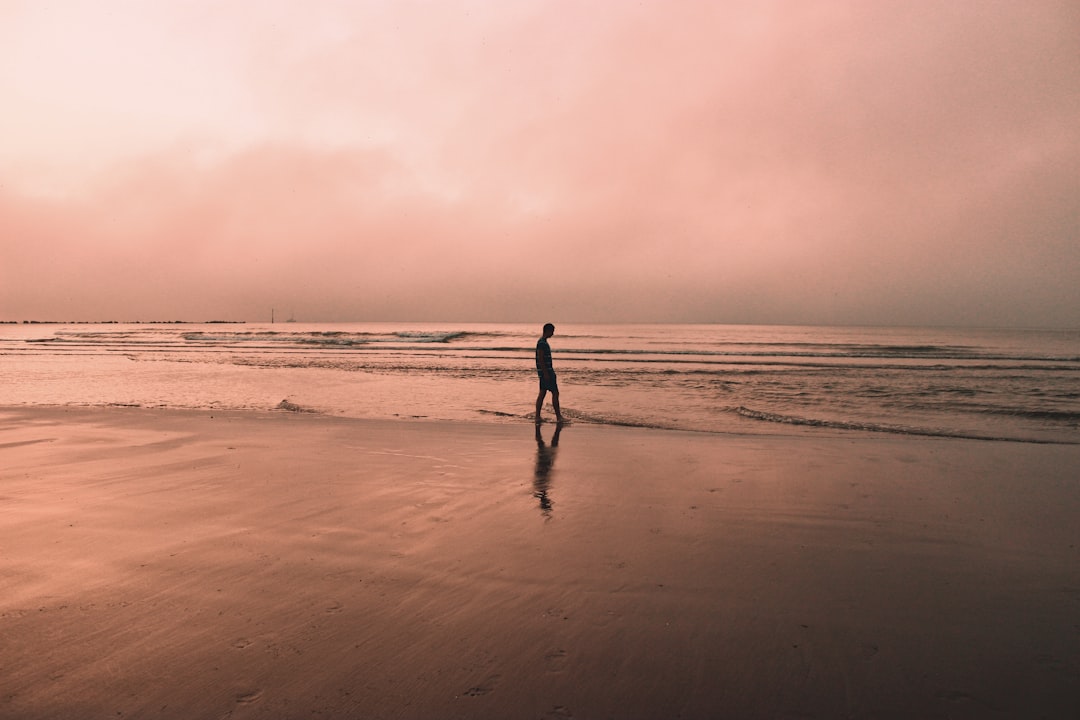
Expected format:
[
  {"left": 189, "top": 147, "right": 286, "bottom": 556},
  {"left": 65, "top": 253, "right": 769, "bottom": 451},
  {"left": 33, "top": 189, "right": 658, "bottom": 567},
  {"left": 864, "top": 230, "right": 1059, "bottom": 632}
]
[{"left": 731, "top": 406, "right": 1074, "bottom": 444}]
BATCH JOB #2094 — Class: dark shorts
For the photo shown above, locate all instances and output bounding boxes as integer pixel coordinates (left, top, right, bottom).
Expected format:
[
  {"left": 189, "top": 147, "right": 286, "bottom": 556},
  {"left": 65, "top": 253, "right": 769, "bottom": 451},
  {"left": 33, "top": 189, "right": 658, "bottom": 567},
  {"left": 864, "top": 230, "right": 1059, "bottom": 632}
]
[{"left": 538, "top": 370, "right": 558, "bottom": 392}]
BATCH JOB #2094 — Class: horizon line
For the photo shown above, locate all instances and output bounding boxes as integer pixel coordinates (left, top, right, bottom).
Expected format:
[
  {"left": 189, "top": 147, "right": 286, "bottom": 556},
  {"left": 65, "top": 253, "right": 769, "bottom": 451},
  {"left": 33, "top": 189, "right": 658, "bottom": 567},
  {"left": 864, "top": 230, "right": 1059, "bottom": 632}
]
[{"left": 2, "top": 319, "right": 1076, "bottom": 332}]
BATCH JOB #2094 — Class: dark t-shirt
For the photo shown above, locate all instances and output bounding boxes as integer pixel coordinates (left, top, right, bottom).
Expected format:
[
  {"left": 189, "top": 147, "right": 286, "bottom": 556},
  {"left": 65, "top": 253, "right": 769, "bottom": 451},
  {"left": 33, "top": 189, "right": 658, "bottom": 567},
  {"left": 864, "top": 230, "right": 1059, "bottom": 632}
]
[{"left": 536, "top": 338, "right": 553, "bottom": 371}]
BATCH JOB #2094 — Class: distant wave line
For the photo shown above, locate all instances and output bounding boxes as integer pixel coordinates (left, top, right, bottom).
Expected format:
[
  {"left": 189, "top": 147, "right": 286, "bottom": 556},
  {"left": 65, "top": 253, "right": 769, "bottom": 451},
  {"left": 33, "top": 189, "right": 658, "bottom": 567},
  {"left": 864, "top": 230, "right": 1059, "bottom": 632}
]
[
  {"left": 220, "top": 354, "right": 1080, "bottom": 375},
  {"left": 17, "top": 328, "right": 1080, "bottom": 364},
  {"left": 33, "top": 329, "right": 1080, "bottom": 362},
  {"left": 6, "top": 341, "right": 1078, "bottom": 376}
]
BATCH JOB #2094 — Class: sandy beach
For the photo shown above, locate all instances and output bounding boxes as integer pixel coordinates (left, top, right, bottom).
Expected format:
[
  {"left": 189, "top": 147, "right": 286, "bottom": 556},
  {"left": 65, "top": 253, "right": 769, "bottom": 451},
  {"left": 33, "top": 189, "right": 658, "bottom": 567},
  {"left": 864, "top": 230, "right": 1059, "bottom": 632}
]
[{"left": 1, "top": 406, "right": 1077, "bottom": 719}]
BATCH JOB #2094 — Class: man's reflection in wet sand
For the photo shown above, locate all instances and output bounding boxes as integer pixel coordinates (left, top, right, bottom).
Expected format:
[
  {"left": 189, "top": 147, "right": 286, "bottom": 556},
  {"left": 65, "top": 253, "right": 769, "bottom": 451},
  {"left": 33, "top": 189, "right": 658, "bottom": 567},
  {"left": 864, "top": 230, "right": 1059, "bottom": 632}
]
[{"left": 533, "top": 423, "right": 563, "bottom": 519}]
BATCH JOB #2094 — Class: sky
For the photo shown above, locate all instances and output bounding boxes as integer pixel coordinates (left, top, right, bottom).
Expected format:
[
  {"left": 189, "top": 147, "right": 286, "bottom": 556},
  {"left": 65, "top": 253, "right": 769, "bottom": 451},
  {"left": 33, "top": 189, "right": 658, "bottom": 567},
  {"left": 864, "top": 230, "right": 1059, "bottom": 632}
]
[{"left": 1, "top": 0, "right": 1078, "bottom": 327}]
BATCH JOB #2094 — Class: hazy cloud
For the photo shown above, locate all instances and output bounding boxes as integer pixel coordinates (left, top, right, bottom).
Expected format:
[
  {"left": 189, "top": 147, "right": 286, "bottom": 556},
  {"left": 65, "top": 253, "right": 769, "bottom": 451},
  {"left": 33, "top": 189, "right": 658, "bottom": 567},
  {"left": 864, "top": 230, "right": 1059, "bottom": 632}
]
[{"left": 2, "top": 0, "right": 1078, "bottom": 325}]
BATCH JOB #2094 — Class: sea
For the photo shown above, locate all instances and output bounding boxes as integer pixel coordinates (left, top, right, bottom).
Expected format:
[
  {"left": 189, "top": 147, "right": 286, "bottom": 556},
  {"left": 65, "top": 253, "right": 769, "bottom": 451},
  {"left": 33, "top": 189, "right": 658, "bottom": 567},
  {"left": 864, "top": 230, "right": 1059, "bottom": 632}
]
[{"left": 2, "top": 322, "right": 1078, "bottom": 444}]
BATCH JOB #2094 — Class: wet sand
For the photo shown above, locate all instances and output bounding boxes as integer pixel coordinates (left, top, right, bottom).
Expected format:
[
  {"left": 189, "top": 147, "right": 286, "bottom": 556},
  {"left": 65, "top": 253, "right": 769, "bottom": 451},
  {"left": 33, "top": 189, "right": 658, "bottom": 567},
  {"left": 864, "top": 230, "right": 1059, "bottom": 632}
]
[{"left": 1, "top": 406, "right": 1077, "bottom": 719}]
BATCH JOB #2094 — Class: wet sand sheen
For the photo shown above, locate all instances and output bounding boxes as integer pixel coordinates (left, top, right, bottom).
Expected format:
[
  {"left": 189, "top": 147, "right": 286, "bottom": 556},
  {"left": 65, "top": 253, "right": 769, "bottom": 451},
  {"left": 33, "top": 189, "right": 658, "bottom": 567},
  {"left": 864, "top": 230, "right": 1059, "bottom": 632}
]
[{"left": 1, "top": 406, "right": 1077, "bottom": 719}]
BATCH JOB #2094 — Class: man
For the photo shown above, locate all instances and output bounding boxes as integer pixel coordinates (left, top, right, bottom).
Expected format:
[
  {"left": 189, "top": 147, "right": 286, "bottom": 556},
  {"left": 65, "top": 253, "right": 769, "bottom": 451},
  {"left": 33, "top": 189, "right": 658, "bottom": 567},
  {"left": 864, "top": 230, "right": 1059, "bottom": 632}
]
[{"left": 535, "top": 323, "right": 564, "bottom": 424}]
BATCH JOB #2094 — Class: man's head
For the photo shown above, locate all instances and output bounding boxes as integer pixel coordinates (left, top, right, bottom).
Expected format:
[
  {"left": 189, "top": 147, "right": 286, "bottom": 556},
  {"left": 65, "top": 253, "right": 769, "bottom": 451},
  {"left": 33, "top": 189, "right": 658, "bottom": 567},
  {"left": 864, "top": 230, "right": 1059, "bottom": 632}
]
[{"left": 542, "top": 323, "right": 555, "bottom": 338}]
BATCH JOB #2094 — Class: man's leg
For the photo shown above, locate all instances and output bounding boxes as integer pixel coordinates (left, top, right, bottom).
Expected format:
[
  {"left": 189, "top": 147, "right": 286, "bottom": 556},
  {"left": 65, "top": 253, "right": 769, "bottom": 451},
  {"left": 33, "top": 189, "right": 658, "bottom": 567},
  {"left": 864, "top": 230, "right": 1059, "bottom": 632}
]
[
  {"left": 536, "top": 389, "right": 547, "bottom": 421},
  {"left": 551, "top": 389, "right": 563, "bottom": 422}
]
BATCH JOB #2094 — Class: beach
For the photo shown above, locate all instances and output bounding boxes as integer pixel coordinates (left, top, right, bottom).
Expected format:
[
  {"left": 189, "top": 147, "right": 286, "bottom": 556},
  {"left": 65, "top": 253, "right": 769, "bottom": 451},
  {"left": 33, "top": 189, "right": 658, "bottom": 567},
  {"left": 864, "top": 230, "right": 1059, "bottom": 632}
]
[{"left": 1, "top": 406, "right": 1078, "bottom": 719}]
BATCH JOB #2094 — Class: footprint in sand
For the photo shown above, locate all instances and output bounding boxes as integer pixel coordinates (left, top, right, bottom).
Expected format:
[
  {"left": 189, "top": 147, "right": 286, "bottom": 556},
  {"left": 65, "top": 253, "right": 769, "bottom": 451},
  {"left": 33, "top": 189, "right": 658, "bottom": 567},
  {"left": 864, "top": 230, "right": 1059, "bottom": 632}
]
[
  {"left": 325, "top": 600, "right": 344, "bottom": 614},
  {"left": 236, "top": 689, "right": 263, "bottom": 704},
  {"left": 936, "top": 689, "right": 973, "bottom": 703},
  {"left": 462, "top": 674, "right": 501, "bottom": 697},
  {"left": 544, "top": 649, "right": 568, "bottom": 673},
  {"left": 542, "top": 607, "right": 569, "bottom": 620},
  {"left": 1035, "top": 653, "right": 1064, "bottom": 669}
]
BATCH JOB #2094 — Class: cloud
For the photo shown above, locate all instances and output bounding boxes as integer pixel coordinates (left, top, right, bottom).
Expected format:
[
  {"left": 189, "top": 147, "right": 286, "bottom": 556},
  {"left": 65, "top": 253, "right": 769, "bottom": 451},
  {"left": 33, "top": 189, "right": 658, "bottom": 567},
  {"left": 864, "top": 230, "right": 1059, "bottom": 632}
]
[{"left": 2, "top": 0, "right": 1078, "bottom": 325}]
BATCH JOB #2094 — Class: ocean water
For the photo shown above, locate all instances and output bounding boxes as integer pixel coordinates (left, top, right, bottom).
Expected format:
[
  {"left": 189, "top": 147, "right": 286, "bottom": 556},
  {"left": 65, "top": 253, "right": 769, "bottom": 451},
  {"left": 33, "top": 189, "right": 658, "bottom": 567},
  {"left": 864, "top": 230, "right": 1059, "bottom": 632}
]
[{"left": 2, "top": 322, "right": 1078, "bottom": 444}]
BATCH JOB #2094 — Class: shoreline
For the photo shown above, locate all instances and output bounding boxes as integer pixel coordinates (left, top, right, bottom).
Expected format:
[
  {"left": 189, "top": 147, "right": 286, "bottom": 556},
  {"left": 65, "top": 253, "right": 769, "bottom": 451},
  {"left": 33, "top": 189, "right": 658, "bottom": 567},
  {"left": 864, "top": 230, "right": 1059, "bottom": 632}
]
[
  {"left": 2, "top": 405, "right": 1078, "bottom": 718},
  {"left": 7, "top": 400, "right": 1076, "bottom": 446}
]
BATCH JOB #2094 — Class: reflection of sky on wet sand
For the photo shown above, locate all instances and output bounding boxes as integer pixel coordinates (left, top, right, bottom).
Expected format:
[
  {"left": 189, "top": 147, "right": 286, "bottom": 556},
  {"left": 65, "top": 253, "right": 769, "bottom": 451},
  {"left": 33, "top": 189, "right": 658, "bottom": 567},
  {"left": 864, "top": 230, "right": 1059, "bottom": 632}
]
[{"left": 533, "top": 424, "right": 563, "bottom": 520}]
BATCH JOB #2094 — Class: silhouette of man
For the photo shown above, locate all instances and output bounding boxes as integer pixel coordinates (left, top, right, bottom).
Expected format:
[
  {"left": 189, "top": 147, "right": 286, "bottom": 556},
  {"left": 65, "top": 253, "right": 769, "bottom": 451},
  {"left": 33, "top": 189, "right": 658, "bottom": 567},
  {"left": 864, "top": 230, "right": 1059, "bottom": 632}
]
[{"left": 535, "top": 323, "right": 564, "bottom": 424}]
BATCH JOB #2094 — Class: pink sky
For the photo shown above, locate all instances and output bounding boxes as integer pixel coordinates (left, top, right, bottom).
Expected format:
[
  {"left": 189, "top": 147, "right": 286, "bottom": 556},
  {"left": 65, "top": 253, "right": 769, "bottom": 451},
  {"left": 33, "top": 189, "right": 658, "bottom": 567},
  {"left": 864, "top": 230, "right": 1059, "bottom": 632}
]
[{"left": 2, "top": 0, "right": 1078, "bottom": 326}]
